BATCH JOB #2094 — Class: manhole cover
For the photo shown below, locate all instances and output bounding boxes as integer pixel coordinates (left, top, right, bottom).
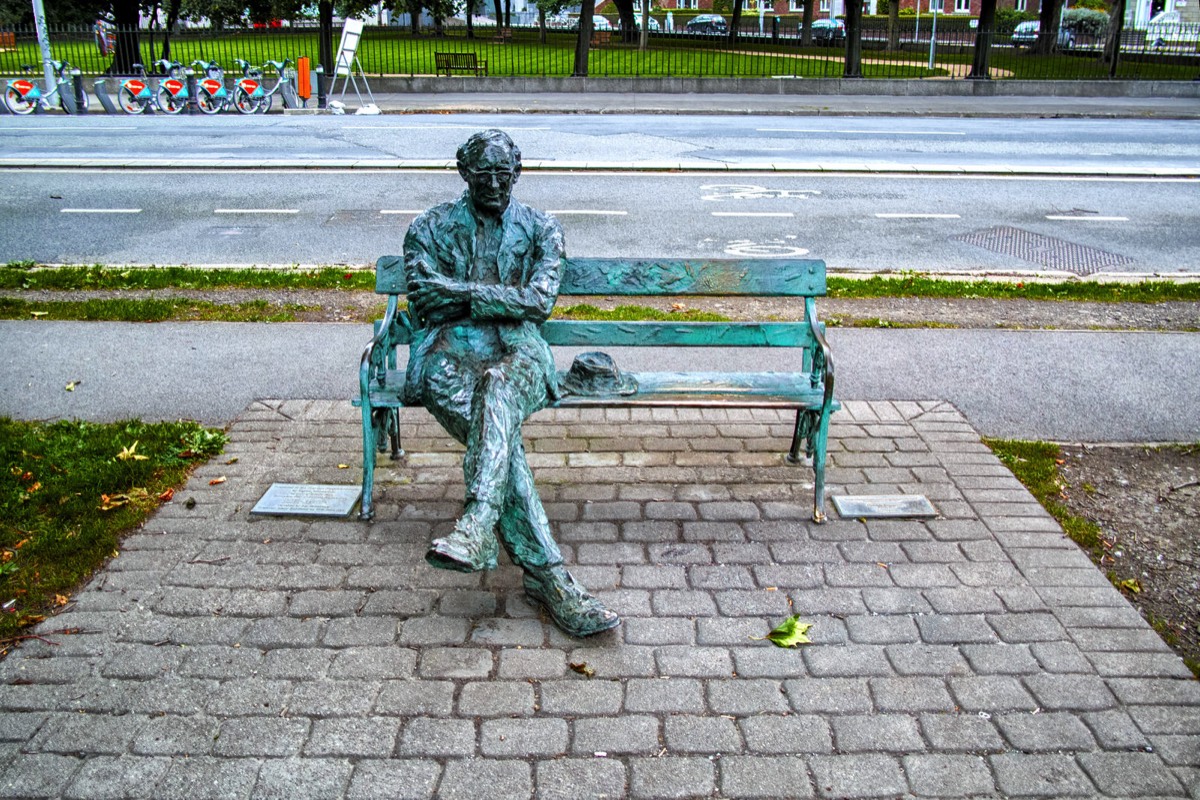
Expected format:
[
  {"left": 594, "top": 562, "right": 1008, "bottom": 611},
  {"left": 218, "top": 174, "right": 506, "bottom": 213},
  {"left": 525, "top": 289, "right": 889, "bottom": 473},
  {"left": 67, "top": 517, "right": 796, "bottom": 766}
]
[{"left": 953, "top": 225, "right": 1133, "bottom": 275}]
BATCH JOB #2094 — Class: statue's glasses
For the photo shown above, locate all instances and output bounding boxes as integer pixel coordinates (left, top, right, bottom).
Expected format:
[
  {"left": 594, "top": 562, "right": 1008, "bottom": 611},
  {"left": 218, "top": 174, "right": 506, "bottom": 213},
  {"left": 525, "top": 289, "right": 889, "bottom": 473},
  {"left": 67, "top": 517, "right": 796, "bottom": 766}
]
[{"left": 464, "top": 167, "right": 517, "bottom": 185}]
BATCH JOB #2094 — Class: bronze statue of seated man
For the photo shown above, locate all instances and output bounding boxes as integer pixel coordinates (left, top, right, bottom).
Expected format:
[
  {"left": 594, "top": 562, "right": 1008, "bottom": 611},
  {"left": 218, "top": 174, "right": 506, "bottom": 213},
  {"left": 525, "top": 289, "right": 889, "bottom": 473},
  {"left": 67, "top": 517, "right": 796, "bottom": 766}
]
[{"left": 401, "top": 129, "right": 619, "bottom": 638}]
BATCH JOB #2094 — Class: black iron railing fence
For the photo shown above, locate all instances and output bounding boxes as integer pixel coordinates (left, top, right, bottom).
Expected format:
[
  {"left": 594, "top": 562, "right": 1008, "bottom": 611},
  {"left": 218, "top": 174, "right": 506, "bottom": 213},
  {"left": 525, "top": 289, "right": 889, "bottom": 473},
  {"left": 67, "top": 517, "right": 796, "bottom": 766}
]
[{"left": 1, "top": 22, "right": 1196, "bottom": 81}]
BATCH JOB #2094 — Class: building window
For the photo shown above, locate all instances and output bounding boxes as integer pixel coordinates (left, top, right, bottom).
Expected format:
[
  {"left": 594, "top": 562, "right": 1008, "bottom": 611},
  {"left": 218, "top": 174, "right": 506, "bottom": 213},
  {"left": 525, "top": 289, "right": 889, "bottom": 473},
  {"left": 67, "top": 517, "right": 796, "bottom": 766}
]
[
  {"left": 928, "top": 0, "right": 944, "bottom": 11},
  {"left": 790, "top": 0, "right": 803, "bottom": 10},
  {"left": 676, "top": 0, "right": 697, "bottom": 8},
  {"left": 820, "top": 0, "right": 830, "bottom": 11},
  {"left": 1014, "top": 0, "right": 1026, "bottom": 9},
  {"left": 954, "top": 0, "right": 970, "bottom": 11}
]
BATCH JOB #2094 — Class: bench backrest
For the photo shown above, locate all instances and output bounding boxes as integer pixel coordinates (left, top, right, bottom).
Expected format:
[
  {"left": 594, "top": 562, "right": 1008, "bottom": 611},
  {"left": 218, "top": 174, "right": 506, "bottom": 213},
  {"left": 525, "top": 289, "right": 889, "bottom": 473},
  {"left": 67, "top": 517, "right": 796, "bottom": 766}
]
[
  {"left": 375, "top": 255, "right": 827, "bottom": 353},
  {"left": 434, "top": 52, "right": 478, "bottom": 67}
]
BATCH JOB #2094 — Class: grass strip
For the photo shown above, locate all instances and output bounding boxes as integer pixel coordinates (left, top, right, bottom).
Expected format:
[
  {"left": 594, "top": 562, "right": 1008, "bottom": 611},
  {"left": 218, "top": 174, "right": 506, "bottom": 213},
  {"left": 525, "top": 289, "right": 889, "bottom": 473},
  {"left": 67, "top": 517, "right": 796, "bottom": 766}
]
[
  {"left": 0, "top": 298, "right": 321, "bottom": 323},
  {"left": 827, "top": 274, "right": 1200, "bottom": 303},
  {"left": 0, "top": 419, "right": 226, "bottom": 646},
  {"left": 1, "top": 263, "right": 374, "bottom": 292},
  {"left": 9, "top": 264, "right": 1200, "bottom": 304},
  {"left": 982, "top": 438, "right": 1104, "bottom": 553}
]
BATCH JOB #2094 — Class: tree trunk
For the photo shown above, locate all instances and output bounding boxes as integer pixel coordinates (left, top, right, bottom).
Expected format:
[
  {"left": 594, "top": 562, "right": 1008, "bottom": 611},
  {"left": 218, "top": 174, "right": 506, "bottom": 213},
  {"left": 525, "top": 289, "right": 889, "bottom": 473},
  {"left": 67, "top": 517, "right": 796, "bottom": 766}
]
[
  {"left": 801, "top": 0, "right": 815, "bottom": 46},
  {"left": 640, "top": 0, "right": 649, "bottom": 50},
  {"left": 1102, "top": 0, "right": 1127, "bottom": 73},
  {"left": 887, "top": 0, "right": 900, "bottom": 50},
  {"left": 493, "top": 0, "right": 503, "bottom": 26},
  {"left": 1033, "top": 0, "right": 1064, "bottom": 55},
  {"left": 504, "top": 0, "right": 511, "bottom": 28},
  {"left": 729, "top": 0, "right": 744, "bottom": 45},
  {"left": 466, "top": 0, "right": 475, "bottom": 38},
  {"left": 967, "top": 0, "right": 996, "bottom": 78},
  {"left": 539, "top": 6, "right": 547, "bottom": 43},
  {"left": 111, "top": 0, "right": 141, "bottom": 75},
  {"left": 162, "top": 0, "right": 181, "bottom": 61},
  {"left": 843, "top": 0, "right": 863, "bottom": 76},
  {"left": 410, "top": 1, "right": 421, "bottom": 35},
  {"left": 613, "top": 0, "right": 637, "bottom": 43},
  {"left": 574, "top": 0, "right": 595, "bottom": 75}
]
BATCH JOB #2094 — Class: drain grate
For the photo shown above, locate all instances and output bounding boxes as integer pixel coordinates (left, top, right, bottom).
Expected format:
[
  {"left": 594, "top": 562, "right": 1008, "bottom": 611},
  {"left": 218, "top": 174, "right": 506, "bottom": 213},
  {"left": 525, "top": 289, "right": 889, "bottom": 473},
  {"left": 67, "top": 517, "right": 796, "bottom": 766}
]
[{"left": 953, "top": 225, "right": 1133, "bottom": 276}]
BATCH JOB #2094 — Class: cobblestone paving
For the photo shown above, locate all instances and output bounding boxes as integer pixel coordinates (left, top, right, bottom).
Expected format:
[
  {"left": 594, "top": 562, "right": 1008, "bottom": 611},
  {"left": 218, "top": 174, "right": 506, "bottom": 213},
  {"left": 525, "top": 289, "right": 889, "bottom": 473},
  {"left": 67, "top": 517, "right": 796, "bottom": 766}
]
[{"left": 1, "top": 400, "right": 1197, "bottom": 799}]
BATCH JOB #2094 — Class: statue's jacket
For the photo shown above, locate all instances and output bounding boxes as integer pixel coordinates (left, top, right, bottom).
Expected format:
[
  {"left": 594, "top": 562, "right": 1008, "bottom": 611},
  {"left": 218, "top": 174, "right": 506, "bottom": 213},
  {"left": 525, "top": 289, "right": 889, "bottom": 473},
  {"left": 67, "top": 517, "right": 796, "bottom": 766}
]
[{"left": 401, "top": 192, "right": 565, "bottom": 407}]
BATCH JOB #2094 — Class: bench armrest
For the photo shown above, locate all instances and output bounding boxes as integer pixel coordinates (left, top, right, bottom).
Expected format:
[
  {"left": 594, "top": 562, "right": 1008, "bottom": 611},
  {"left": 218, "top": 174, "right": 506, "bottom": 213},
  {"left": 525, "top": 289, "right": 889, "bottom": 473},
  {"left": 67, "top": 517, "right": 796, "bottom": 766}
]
[
  {"left": 805, "top": 296, "right": 836, "bottom": 410},
  {"left": 359, "top": 295, "right": 402, "bottom": 401}
]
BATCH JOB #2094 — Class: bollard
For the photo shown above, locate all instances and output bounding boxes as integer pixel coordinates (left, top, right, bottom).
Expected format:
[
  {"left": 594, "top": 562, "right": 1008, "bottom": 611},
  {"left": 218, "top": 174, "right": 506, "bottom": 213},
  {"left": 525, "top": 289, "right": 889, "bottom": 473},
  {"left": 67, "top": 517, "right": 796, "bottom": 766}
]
[
  {"left": 315, "top": 66, "right": 327, "bottom": 110},
  {"left": 92, "top": 78, "right": 121, "bottom": 114},
  {"left": 71, "top": 70, "right": 87, "bottom": 114},
  {"left": 185, "top": 68, "right": 199, "bottom": 115},
  {"left": 296, "top": 56, "right": 311, "bottom": 107}
]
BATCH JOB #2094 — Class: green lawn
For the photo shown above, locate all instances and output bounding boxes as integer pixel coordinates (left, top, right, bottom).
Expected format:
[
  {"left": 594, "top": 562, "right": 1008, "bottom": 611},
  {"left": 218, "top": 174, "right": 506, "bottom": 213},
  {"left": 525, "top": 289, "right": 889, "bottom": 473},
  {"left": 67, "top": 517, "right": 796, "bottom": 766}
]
[
  {"left": 3, "top": 25, "right": 1193, "bottom": 80},
  {"left": 0, "top": 418, "right": 226, "bottom": 646}
]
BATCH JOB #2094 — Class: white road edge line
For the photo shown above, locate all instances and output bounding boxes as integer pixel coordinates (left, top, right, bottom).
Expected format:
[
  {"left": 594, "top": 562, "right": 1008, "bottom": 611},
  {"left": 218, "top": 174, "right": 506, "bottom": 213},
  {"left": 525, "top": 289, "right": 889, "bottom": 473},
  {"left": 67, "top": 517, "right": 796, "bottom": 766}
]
[
  {"left": 214, "top": 209, "right": 299, "bottom": 214},
  {"left": 1045, "top": 215, "right": 1129, "bottom": 221},
  {"left": 546, "top": 210, "right": 629, "bottom": 215},
  {"left": 875, "top": 213, "right": 962, "bottom": 219},
  {"left": 757, "top": 128, "right": 967, "bottom": 136},
  {"left": 712, "top": 211, "right": 795, "bottom": 218},
  {"left": 60, "top": 208, "right": 142, "bottom": 213}
]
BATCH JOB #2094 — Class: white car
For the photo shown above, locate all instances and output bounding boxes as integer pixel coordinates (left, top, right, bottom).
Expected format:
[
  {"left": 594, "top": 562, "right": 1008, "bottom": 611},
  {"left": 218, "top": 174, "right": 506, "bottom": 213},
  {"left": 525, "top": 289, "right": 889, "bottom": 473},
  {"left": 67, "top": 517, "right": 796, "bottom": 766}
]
[{"left": 1145, "top": 10, "right": 1200, "bottom": 50}]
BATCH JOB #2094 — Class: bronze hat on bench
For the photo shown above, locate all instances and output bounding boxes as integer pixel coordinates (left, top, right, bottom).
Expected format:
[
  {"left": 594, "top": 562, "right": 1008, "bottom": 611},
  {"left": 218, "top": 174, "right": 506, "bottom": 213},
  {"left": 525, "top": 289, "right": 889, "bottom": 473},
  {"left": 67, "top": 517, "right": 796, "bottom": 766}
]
[{"left": 560, "top": 351, "right": 638, "bottom": 397}]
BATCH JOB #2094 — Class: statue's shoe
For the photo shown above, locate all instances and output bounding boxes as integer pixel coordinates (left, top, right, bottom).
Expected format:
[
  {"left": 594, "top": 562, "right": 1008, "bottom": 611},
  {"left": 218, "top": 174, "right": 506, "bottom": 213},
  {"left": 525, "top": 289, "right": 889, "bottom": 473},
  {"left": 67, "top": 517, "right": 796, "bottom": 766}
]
[
  {"left": 426, "top": 513, "right": 499, "bottom": 573},
  {"left": 524, "top": 565, "right": 620, "bottom": 637}
]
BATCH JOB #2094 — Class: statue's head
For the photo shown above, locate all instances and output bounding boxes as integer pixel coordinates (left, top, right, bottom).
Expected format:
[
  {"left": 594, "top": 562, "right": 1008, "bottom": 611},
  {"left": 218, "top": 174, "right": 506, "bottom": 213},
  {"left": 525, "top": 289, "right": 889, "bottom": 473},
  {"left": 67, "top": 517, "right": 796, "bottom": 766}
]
[{"left": 457, "top": 129, "right": 521, "bottom": 217}]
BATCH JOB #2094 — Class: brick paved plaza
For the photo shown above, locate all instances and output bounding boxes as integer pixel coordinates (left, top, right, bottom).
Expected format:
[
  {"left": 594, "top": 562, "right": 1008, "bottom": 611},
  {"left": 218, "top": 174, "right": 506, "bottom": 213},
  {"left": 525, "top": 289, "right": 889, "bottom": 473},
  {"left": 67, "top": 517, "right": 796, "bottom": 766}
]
[{"left": 0, "top": 400, "right": 1196, "bottom": 798}]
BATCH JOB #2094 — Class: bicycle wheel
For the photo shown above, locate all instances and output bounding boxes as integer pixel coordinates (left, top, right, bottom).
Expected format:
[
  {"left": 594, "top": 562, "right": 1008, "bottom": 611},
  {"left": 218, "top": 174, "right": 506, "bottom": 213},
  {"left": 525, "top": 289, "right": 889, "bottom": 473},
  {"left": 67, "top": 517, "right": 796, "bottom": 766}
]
[
  {"left": 259, "top": 93, "right": 273, "bottom": 114},
  {"left": 156, "top": 86, "right": 185, "bottom": 114},
  {"left": 118, "top": 86, "right": 144, "bottom": 114},
  {"left": 233, "top": 87, "right": 264, "bottom": 115},
  {"left": 196, "top": 90, "right": 222, "bottom": 115},
  {"left": 4, "top": 85, "right": 36, "bottom": 115}
]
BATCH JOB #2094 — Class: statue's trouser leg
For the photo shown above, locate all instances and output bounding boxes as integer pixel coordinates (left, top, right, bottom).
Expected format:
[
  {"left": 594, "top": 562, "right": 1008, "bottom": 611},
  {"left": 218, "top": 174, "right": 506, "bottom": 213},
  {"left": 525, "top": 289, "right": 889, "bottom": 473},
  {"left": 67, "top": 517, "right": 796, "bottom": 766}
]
[{"left": 497, "top": 449, "right": 562, "bottom": 569}]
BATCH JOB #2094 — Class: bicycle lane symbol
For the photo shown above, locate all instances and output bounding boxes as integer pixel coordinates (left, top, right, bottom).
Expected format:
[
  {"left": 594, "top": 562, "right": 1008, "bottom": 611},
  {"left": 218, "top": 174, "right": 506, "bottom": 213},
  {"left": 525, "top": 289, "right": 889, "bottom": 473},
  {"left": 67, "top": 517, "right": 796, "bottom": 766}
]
[
  {"left": 701, "top": 184, "right": 822, "bottom": 202},
  {"left": 724, "top": 239, "right": 811, "bottom": 258}
]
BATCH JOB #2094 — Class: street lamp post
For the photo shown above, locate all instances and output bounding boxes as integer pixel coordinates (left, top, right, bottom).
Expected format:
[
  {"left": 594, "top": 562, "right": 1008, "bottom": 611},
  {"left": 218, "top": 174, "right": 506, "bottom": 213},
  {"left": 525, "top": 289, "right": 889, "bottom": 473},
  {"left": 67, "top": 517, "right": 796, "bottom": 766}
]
[{"left": 31, "top": 0, "right": 55, "bottom": 94}]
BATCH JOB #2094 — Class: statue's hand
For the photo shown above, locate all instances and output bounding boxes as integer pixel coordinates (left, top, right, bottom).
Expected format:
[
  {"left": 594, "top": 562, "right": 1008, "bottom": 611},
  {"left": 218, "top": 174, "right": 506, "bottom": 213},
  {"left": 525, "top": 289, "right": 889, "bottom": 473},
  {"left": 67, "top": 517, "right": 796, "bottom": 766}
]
[{"left": 408, "top": 274, "right": 470, "bottom": 323}]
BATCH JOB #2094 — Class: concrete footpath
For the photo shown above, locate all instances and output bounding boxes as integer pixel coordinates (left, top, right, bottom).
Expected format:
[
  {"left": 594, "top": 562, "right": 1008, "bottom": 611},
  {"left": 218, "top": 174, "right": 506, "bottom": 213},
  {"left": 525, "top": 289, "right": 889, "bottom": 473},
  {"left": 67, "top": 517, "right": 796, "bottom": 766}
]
[
  {"left": 1, "top": 400, "right": 1197, "bottom": 798},
  {"left": 354, "top": 90, "right": 1200, "bottom": 119}
]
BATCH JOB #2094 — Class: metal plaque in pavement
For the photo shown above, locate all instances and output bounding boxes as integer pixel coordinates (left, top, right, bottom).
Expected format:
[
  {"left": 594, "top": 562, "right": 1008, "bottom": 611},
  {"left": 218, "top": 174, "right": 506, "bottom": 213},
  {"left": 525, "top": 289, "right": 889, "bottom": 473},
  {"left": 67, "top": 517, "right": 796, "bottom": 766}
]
[
  {"left": 832, "top": 494, "right": 938, "bottom": 519},
  {"left": 251, "top": 483, "right": 362, "bottom": 517}
]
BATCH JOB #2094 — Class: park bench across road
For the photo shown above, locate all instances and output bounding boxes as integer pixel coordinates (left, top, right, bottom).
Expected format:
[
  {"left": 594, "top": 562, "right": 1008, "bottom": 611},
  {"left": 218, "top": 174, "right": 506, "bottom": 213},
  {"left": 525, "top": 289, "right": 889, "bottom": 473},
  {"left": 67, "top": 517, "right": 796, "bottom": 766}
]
[
  {"left": 356, "top": 257, "right": 838, "bottom": 523},
  {"left": 433, "top": 52, "right": 488, "bottom": 76}
]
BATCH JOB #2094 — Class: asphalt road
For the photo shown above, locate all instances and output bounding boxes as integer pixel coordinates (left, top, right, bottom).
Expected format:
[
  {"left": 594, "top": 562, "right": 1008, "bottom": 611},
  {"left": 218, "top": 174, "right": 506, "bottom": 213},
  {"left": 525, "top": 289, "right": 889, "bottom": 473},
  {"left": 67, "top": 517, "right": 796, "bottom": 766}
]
[
  {"left": 2, "top": 170, "right": 1194, "bottom": 273},
  {"left": 3, "top": 321, "right": 1197, "bottom": 442}
]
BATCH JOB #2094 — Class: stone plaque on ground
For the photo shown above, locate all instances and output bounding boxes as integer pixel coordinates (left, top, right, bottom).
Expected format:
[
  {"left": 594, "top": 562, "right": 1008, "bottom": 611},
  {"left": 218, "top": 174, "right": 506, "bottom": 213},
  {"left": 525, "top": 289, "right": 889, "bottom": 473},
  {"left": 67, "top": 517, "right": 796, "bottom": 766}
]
[
  {"left": 832, "top": 494, "right": 938, "bottom": 519},
  {"left": 251, "top": 483, "right": 362, "bottom": 517}
]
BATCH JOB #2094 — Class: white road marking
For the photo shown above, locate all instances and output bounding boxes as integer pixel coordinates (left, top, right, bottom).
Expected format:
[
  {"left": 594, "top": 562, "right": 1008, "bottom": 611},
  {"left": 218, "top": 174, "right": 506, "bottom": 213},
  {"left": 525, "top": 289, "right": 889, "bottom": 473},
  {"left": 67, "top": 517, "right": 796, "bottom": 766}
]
[
  {"left": 757, "top": 128, "right": 966, "bottom": 136},
  {"left": 60, "top": 208, "right": 141, "bottom": 213},
  {"left": 345, "top": 125, "right": 549, "bottom": 130},
  {"left": 214, "top": 208, "right": 299, "bottom": 214},
  {"left": 2, "top": 126, "right": 138, "bottom": 132},
  {"left": 547, "top": 209, "right": 628, "bottom": 215},
  {"left": 875, "top": 213, "right": 962, "bottom": 219},
  {"left": 1045, "top": 215, "right": 1129, "bottom": 221},
  {"left": 712, "top": 211, "right": 795, "bottom": 218}
]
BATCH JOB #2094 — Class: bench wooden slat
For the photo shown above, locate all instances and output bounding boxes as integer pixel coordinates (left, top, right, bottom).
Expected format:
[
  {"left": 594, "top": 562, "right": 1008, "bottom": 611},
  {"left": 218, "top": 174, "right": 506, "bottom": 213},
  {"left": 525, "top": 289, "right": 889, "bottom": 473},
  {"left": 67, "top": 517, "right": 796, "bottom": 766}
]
[
  {"left": 540, "top": 320, "right": 814, "bottom": 347},
  {"left": 375, "top": 256, "right": 826, "bottom": 297},
  {"left": 358, "top": 370, "right": 832, "bottom": 411}
]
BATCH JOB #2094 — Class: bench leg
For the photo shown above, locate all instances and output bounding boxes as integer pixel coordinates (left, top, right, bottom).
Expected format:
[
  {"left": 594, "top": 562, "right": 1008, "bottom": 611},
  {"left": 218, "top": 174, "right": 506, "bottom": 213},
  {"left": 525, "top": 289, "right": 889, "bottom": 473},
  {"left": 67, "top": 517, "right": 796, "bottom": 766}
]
[
  {"left": 786, "top": 409, "right": 830, "bottom": 523},
  {"left": 360, "top": 402, "right": 378, "bottom": 521}
]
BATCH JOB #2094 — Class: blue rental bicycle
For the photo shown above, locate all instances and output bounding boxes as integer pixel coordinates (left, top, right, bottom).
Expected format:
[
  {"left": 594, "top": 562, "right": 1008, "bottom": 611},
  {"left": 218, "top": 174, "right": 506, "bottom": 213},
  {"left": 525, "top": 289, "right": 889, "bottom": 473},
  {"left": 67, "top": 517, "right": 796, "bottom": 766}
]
[
  {"left": 153, "top": 59, "right": 189, "bottom": 114},
  {"left": 4, "top": 60, "right": 89, "bottom": 114}
]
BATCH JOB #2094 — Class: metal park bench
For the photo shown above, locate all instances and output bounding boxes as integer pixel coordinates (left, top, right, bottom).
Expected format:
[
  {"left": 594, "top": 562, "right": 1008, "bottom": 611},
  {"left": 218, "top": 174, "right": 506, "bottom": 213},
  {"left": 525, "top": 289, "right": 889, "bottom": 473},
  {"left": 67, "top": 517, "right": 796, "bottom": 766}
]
[
  {"left": 356, "top": 257, "right": 838, "bottom": 523},
  {"left": 433, "top": 52, "right": 488, "bottom": 76}
]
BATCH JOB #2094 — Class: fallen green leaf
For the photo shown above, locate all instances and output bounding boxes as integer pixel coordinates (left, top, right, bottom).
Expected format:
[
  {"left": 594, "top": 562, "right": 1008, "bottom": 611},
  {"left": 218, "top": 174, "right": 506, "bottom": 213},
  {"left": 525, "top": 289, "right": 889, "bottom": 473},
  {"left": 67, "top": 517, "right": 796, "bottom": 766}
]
[
  {"left": 758, "top": 614, "right": 813, "bottom": 648},
  {"left": 1119, "top": 578, "right": 1141, "bottom": 594}
]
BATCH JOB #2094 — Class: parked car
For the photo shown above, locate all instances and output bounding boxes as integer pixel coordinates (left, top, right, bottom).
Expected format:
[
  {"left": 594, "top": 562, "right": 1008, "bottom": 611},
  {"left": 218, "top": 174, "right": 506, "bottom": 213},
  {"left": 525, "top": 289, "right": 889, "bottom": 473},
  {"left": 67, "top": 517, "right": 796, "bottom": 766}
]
[
  {"left": 1010, "top": 19, "right": 1075, "bottom": 49},
  {"left": 810, "top": 18, "right": 845, "bottom": 45},
  {"left": 621, "top": 15, "right": 661, "bottom": 32},
  {"left": 1145, "top": 10, "right": 1200, "bottom": 50},
  {"left": 570, "top": 14, "right": 613, "bottom": 30},
  {"left": 685, "top": 14, "right": 728, "bottom": 34}
]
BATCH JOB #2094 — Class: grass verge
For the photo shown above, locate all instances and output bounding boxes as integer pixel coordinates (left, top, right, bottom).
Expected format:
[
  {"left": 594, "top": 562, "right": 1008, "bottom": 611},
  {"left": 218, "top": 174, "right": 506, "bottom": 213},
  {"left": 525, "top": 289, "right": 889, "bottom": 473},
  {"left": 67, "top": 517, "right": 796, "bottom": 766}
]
[
  {"left": 0, "top": 298, "right": 322, "bottom": 323},
  {"left": 982, "top": 438, "right": 1104, "bottom": 554},
  {"left": 8, "top": 264, "right": 1200, "bottom": 304},
  {"left": 0, "top": 419, "right": 226, "bottom": 649}
]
